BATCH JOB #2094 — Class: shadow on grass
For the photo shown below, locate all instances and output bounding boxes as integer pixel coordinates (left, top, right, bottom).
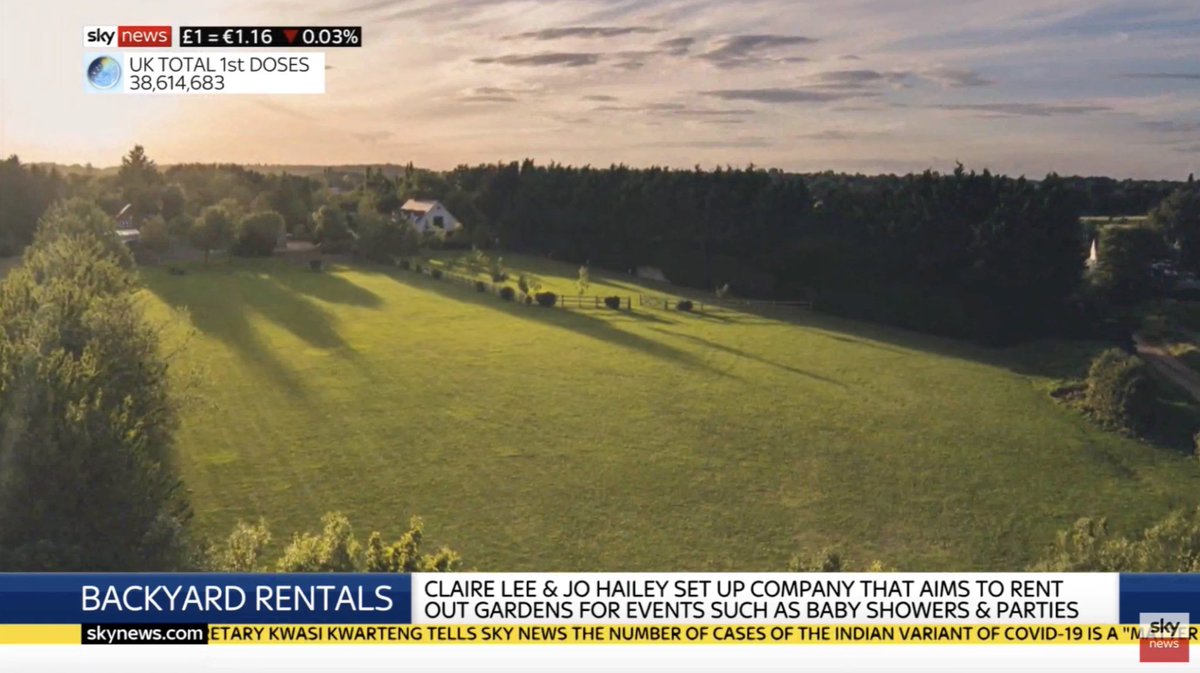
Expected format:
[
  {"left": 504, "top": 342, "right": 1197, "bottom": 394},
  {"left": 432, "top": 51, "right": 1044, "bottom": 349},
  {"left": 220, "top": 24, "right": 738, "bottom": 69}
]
[
  {"left": 364, "top": 268, "right": 737, "bottom": 379},
  {"left": 144, "top": 265, "right": 362, "bottom": 398},
  {"left": 271, "top": 264, "right": 383, "bottom": 308},
  {"left": 650, "top": 328, "right": 847, "bottom": 387}
]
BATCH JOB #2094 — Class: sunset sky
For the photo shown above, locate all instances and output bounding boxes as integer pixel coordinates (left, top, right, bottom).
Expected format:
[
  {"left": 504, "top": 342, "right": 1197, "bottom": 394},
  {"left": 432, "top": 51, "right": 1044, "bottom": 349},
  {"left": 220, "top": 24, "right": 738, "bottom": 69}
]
[{"left": 2, "top": 0, "right": 1199, "bottom": 177}]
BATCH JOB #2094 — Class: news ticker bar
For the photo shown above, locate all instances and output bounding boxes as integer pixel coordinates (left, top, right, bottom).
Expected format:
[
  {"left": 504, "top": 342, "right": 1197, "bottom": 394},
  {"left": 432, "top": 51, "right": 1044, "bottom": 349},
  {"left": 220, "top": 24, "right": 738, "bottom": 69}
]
[
  {"left": 83, "top": 26, "right": 361, "bottom": 48},
  {"left": 0, "top": 623, "right": 1180, "bottom": 646}
]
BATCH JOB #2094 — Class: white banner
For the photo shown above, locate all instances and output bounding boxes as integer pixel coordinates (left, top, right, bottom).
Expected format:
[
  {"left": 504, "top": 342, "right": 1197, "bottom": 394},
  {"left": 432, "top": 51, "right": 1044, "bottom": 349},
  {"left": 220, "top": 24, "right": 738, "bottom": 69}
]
[{"left": 411, "top": 573, "right": 1119, "bottom": 624}]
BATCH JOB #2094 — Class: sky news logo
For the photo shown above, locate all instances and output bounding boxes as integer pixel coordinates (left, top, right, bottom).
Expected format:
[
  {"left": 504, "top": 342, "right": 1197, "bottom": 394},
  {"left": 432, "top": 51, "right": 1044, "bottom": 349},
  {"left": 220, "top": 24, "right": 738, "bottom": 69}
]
[
  {"left": 83, "top": 25, "right": 172, "bottom": 48},
  {"left": 1139, "top": 613, "right": 1190, "bottom": 664}
]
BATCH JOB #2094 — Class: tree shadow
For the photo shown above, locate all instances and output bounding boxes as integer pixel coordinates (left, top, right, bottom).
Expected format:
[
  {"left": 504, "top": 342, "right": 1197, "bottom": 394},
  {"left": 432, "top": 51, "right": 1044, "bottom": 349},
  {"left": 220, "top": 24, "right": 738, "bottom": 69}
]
[
  {"left": 270, "top": 263, "right": 383, "bottom": 309},
  {"left": 363, "top": 269, "right": 736, "bottom": 379},
  {"left": 145, "top": 270, "right": 312, "bottom": 399},
  {"left": 651, "top": 328, "right": 847, "bottom": 387}
]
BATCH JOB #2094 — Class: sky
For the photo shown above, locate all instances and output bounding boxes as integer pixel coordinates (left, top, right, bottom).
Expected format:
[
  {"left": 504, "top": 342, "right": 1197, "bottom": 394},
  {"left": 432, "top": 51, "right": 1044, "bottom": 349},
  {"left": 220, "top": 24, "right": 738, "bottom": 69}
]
[{"left": 1, "top": 0, "right": 1199, "bottom": 178}]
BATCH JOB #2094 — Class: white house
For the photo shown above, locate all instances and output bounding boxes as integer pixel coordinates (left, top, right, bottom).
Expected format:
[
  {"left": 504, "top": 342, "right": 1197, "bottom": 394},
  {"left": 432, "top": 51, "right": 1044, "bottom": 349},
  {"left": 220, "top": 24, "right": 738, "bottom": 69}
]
[{"left": 399, "top": 199, "right": 462, "bottom": 237}]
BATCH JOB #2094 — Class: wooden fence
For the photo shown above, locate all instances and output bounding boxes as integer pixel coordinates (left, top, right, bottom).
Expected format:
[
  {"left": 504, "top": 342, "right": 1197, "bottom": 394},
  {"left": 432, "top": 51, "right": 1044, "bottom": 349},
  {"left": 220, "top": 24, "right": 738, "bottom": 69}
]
[{"left": 639, "top": 294, "right": 813, "bottom": 314}]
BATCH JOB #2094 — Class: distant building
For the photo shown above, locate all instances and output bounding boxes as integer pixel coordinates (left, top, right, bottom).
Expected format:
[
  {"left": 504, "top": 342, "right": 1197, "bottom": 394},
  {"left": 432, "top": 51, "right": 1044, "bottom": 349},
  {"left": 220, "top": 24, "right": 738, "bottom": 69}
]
[{"left": 398, "top": 199, "right": 462, "bottom": 237}]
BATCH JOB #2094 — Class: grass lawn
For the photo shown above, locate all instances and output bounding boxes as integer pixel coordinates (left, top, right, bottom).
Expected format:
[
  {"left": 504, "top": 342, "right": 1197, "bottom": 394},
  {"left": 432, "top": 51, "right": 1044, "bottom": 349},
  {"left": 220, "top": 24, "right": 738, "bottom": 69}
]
[{"left": 139, "top": 254, "right": 1200, "bottom": 571}]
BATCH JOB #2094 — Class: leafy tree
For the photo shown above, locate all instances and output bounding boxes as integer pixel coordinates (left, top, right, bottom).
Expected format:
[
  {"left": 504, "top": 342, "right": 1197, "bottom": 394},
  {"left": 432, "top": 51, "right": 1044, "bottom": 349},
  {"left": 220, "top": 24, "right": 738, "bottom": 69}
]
[
  {"left": 275, "top": 512, "right": 460, "bottom": 572},
  {"left": 0, "top": 203, "right": 190, "bottom": 570},
  {"left": 355, "top": 211, "right": 408, "bottom": 263},
  {"left": 160, "top": 183, "right": 187, "bottom": 221},
  {"left": 0, "top": 155, "right": 63, "bottom": 256},
  {"left": 190, "top": 204, "right": 233, "bottom": 263},
  {"left": 1034, "top": 509, "right": 1200, "bottom": 572},
  {"left": 232, "top": 210, "right": 284, "bottom": 257},
  {"left": 1091, "top": 224, "right": 1166, "bottom": 300},
  {"left": 208, "top": 520, "right": 271, "bottom": 572},
  {"left": 1149, "top": 184, "right": 1200, "bottom": 270},
  {"left": 364, "top": 516, "right": 461, "bottom": 572},
  {"left": 312, "top": 205, "right": 353, "bottom": 254},
  {"left": 276, "top": 512, "right": 360, "bottom": 572},
  {"left": 139, "top": 214, "right": 170, "bottom": 253}
]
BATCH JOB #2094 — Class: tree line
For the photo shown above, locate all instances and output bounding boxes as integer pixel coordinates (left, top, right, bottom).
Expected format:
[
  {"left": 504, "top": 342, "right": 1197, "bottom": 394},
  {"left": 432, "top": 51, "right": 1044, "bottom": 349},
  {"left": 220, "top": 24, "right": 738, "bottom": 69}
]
[{"left": 1, "top": 150, "right": 1192, "bottom": 344}]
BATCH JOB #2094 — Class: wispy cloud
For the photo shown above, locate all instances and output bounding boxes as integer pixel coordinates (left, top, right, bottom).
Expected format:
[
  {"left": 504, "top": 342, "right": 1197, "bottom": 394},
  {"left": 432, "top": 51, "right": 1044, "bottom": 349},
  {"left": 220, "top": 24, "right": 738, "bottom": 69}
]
[
  {"left": 935, "top": 102, "right": 1111, "bottom": 117},
  {"left": 697, "top": 34, "right": 817, "bottom": 68},
  {"left": 506, "top": 26, "right": 661, "bottom": 40},
  {"left": 473, "top": 52, "right": 602, "bottom": 67},
  {"left": 1120, "top": 72, "right": 1200, "bottom": 80},
  {"left": 700, "top": 88, "right": 861, "bottom": 104}
]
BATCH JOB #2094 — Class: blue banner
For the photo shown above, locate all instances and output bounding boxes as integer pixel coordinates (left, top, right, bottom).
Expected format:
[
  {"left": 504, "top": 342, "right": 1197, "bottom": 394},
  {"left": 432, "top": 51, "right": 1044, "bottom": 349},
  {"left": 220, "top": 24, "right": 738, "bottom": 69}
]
[
  {"left": 0, "top": 574, "right": 411, "bottom": 624},
  {"left": 1119, "top": 574, "right": 1200, "bottom": 624}
]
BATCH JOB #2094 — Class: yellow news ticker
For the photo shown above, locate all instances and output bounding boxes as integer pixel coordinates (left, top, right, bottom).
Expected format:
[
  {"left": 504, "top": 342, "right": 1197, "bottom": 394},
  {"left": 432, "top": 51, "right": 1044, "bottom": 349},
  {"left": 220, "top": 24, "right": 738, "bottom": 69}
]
[{"left": 1, "top": 624, "right": 1197, "bottom": 645}]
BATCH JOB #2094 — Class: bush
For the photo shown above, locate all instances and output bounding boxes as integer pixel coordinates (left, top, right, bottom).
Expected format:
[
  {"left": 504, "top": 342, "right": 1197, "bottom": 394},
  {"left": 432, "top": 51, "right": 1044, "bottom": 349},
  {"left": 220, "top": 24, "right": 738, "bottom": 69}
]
[
  {"left": 475, "top": 281, "right": 487, "bottom": 293},
  {"left": 491, "top": 272, "right": 508, "bottom": 282},
  {"left": 525, "top": 295, "right": 533, "bottom": 305},
  {"left": 1084, "top": 348, "right": 1155, "bottom": 432},
  {"left": 397, "top": 258, "right": 411, "bottom": 270},
  {"left": 233, "top": 210, "right": 284, "bottom": 257},
  {"left": 676, "top": 299, "right": 694, "bottom": 312},
  {"left": 431, "top": 268, "right": 443, "bottom": 280},
  {"left": 413, "top": 264, "right": 423, "bottom": 274},
  {"left": 499, "top": 286, "right": 516, "bottom": 301},
  {"left": 604, "top": 296, "right": 622, "bottom": 310},
  {"left": 309, "top": 259, "right": 323, "bottom": 272},
  {"left": 535, "top": 292, "right": 558, "bottom": 308}
]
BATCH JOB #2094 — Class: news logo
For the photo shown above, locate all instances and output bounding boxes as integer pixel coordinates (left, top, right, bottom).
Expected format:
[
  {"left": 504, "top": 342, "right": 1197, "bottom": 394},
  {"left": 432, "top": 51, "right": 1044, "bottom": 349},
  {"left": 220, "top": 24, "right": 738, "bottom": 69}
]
[
  {"left": 84, "top": 55, "right": 122, "bottom": 93},
  {"left": 83, "top": 25, "right": 171, "bottom": 48},
  {"left": 1139, "top": 613, "right": 1189, "bottom": 663}
]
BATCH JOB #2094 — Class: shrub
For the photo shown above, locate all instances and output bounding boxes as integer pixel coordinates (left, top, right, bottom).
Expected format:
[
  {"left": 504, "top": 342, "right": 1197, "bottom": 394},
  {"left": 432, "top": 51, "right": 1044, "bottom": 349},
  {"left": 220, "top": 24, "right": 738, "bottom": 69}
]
[
  {"left": 535, "top": 292, "right": 558, "bottom": 308},
  {"left": 604, "top": 296, "right": 622, "bottom": 310},
  {"left": 525, "top": 295, "right": 533, "bottom": 305},
  {"left": 491, "top": 272, "right": 508, "bottom": 282},
  {"left": 431, "top": 268, "right": 443, "bottom": 280},
  {"left": 676, "top": 299, "right": 694, "bottom": 312},
  {"left": 309, "top": 259, "right": 323, "bottom": 272},
  {"left": 475, "top": 280, "right": 487, "bottom": 293},
  {"left": 1084, "top": 348, "right": 1155, "bottom": 433},
  {"left": 397, "top": 258, "right": 411, "bottom": 270},
  {"left": 233, "top": 210, "right": 284, "bottom": 257},
  {"left": 413, "top": 264, "right": 423, "bottom": 274},
  {"left": 499, "top": 286, "right": 516, "bottom": 301}
]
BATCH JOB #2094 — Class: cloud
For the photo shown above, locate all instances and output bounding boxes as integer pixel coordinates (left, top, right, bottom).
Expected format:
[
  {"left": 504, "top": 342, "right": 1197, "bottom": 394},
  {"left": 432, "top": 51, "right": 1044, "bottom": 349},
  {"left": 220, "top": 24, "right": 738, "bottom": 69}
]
[
  {"left": 1139, "top": 120, "right": 1200, "bottom": 133},
  {"left": 700, "top": 88, "right": 860, "bottom": 104},
  {"left": 812, "top": 69, "right": 912, "bottom": 89},
  {"left": 506, "top": 26, "right": 661, "bottom": 40},
  {"left": 473, "top": 52, "right": 601, "bottom": 67},
  {"left": 583, "top": 94, "right": 619, "bottom": 102},
  {"left": 698, "top": 34, "right": 817, "bottom": 68},
  {"left": 657, "top": 37, "right": 695, "bottom": 56},
  {"left": 458, "top": 86, "right": 522, "bottom": 103},
  {"left": 1120, "top": 73, "right": 1200, "bottom": 80},
  {"left": 593, "top": 102, "right": 756, "bottom": 118},
  {"left": 922, "top": 67, "right": 995, "bottom": 88},
  {"left": 935, "top": 102, "right": 1111, "bottom": 117}
]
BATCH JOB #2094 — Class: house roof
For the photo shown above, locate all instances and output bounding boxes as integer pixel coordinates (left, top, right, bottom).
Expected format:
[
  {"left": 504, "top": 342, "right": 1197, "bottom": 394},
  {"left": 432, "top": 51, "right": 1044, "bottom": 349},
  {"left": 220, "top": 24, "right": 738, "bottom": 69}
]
[{"left": 400, "top": 199, "right": 439, "bottom": 213}]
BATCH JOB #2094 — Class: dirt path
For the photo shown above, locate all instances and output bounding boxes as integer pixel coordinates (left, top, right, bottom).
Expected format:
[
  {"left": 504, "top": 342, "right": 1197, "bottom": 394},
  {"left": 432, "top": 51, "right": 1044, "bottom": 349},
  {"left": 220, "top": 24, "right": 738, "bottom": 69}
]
[{"left": 1134, "top": 334, "right": 1200, "bottom": 403}]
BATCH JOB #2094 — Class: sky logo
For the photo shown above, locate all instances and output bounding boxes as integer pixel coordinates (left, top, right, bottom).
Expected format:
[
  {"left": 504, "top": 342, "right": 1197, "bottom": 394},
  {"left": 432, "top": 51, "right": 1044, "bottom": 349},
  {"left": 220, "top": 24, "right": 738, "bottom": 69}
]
[
  {"left": 1140, "top": 613, "right": 1190, "bottom": 663},
  {"left": 83, "top": 25, "right": 171, "bottom": 48}
]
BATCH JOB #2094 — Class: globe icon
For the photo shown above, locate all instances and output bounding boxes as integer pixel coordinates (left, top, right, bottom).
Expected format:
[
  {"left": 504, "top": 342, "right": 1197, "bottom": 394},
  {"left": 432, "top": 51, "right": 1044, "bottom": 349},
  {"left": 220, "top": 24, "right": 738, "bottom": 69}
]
[{"left": 87, "top": 56, "right": 121, "bottom": 89}]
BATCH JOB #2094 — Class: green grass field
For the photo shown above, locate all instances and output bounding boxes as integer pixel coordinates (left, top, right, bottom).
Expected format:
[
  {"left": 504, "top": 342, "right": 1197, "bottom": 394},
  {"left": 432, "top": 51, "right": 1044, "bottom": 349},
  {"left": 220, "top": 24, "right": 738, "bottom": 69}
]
[{"left": 139, "top": 254, "right": 1200, "bottom": 571}]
